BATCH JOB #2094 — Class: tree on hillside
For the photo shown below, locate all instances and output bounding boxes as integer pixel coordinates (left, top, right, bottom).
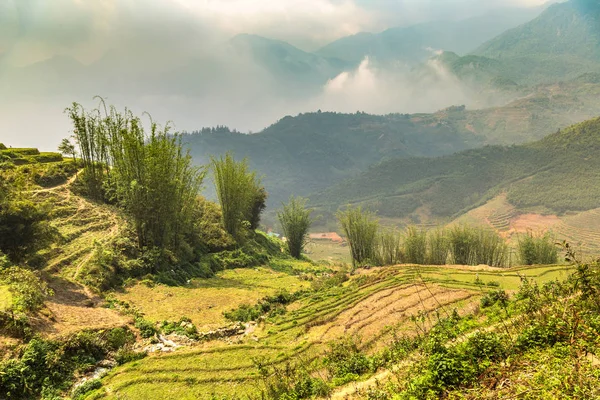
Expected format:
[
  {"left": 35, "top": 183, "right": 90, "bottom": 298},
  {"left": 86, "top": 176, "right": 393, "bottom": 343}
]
[
  {"left": 278, "top": 196, "right": 312, "bottom": 259},
  {"left": 211, "top": 153, "right": 266, "bottom": 238},
  {"left": 66, "top": 100, "right": 205, "bottom": 253},
  {"left": 249, "top": 186, "right": 268, "bottom": 230},
  {"left": 57, "top": 138, "right": 77, "bottom": 161},
  {"left": 337, "top": 206, "right": 379, "bottom": 268},
  {"left": 65, "top": 103, "right": 107, "bottom": 199}
]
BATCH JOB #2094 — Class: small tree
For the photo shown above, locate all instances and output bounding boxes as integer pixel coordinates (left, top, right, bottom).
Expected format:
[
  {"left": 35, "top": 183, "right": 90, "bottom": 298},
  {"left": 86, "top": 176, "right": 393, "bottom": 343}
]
[
  {"left": 57, "top": 138, "right": 76, "bottom": 160},
  {"left": 337, "top": 206, "right": 379, "bottom": 268},
  {"left": 211, "top": 153, "right": 265, "bottom": 238},
  {"left": 249, "top": 186, "right": 267, "bottom": 230},
  {"left": 278, "top": 197, "right": 312, "bottom": 259}
]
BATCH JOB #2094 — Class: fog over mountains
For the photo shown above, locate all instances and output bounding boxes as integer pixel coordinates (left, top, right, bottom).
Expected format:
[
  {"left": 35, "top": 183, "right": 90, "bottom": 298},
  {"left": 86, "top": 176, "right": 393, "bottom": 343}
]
[{"left": 0, "top": 0, "right": 555, "bottom": 149}]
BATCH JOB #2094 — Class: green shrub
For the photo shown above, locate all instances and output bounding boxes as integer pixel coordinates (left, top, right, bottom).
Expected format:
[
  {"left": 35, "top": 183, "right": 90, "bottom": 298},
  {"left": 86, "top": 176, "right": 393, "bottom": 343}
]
[
  {"left": 160, "top": 317, "right": 199, "bottom": 339},
  {"left": 135, "top": 318, "right": 158, "bottom": 338},
  {"left": 224, "top": 290, "right": 299, "bottom": 322},
  {"left": 427, "top": 228, "right": 450, "bottom": 265},
  {"left": 0, "top": 197, "right": 56, "bottom": 262},
  {"left": 0, "top": 266, "right": 51, "bottom": 316},
  {"left": 324, "top": 337, "right": 373, "bottom": 378},
  {"left": 0, "top": 329, "right": 132, "bottom": 399},
  {"left": 337, "top": 206, "right": 379, "bottom": 268},
  {"left": 278, "top": 196, "right": 313, "bottom": 259},
  {"left": 72, "top": 379, "right": 102, "bottom": 399},
  {"left": 480, "top": 289, "right": 509, "bottom": 308},
  {"left": 105, "top": 327, "right": 135, "bottom": 350},
  {"left": 114, "top": 348, "right": 147, "bottom": 365},
  {"left": 377, "top": 229, "right": 403, "bottom": 266}
]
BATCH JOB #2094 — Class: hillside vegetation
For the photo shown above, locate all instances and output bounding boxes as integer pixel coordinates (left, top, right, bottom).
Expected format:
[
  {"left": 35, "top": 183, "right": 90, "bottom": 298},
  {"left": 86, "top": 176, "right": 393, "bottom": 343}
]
[
  {"left": 311, "top": 117, "right": 600, "bottom": 221},
  {"left": 185, "top": 76, "right": 600, "bottom": 208},
  {"left": 468, "top": 0, "right": 600, "bottom": 84}
]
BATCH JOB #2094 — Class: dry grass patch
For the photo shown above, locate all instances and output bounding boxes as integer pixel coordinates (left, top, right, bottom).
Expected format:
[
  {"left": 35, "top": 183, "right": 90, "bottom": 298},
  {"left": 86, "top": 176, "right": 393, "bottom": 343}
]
[
  {"left": 0, "top": 285, "right": 11, "bottom": 312},
  {"left": 32, "top": 276, "right": 130, "bottom": 337},
  {"left": 116, "top": 268, "right": 310, "bottom": 331}
]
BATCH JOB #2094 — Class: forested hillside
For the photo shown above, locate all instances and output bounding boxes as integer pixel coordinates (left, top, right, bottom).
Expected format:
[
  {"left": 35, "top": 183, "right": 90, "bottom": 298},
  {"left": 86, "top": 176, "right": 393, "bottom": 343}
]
[
  {"left": 311, "top": 117, "right": 600, "bottom": 220},
  {"left": 185, "top": 76, "right": 600, "bottom": 206},
  {"left": 468, "top": 0, "right": 600, "bottom": 84}
]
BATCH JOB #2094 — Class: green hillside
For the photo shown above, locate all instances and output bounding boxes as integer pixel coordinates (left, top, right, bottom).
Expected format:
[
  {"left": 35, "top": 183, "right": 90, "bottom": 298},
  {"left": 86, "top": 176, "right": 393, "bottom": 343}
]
[
  {"left": 185, "top": 76, "right": 600, "bottom": 207},
  {"left": 310, "top": 117, "right": 600, "bottom": 221},
  {"left": 471, "top": 0, "right": 600, "bottom": 84},
  {"left": 184, "top": 112, "right": 483, "bottom": 205}
]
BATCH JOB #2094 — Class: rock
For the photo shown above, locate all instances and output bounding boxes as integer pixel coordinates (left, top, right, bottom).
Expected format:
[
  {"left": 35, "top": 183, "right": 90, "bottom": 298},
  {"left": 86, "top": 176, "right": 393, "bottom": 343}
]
[{"left": 97, "top": 359, "right": 117, "bottom": 368}]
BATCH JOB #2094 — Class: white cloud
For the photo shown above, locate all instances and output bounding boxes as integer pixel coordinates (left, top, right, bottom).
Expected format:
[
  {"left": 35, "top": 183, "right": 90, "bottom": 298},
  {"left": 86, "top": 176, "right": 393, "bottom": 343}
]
[{"left": 311, "top": 57, "right": 479, "bottom": 115}]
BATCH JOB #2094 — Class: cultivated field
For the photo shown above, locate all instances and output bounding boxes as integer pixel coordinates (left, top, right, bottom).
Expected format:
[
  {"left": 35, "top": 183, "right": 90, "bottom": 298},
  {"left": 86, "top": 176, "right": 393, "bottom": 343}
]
[{"left": 84, "top": 263, "right": 573, "bottom": 399}]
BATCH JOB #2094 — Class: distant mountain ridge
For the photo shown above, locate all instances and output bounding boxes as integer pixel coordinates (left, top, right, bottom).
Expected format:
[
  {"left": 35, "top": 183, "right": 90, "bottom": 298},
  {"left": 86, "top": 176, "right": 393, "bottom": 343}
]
[
  {"left": 463, "top": 0, "right": 600, "bottom": 84},
  {"left": 316, "top": 6, "right": 547, "bottom": 66}
]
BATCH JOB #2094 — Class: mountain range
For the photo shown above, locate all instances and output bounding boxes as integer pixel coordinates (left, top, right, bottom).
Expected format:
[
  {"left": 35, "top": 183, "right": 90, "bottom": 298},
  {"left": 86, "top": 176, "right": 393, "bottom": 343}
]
[{"left": 185, "top": 74, "right": 600, "bottom": 207}]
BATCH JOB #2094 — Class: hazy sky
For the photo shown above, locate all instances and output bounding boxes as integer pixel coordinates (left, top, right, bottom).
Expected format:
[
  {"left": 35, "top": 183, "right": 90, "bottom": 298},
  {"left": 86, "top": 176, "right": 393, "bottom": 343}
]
[
  {"left": 1, "top": 0, "right": 549, "bottom": 63},
  {"left": 0, "top": 0, "right": 550, "bottom": 149}
]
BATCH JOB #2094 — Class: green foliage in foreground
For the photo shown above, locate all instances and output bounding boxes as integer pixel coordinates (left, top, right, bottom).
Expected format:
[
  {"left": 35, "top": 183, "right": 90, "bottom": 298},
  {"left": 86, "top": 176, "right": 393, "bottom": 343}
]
[
  {"left": 277, "top": 196, "right": 313, "bottom": 259},
  {"left": 254, "top": 254, "right": 600, "bottom": 400},
  {"left": 0, "top": 328, "right": 138, "bottom": 400}
]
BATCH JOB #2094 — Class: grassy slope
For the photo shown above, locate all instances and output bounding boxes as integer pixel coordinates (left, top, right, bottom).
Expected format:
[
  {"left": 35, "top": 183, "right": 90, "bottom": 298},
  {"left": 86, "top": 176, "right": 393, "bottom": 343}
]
[
  {"left": 0, "top": 153, "right": 129, "bottom": 343},
  {"left": 83, "top": 263, "right": 572, "bottom": 399}
]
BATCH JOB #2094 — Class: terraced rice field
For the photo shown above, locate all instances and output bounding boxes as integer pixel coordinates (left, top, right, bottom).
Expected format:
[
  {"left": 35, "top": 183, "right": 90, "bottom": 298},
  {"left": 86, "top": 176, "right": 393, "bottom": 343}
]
[
  {"left": 84, "top": 263, "right": 574, "bottom": 400},
  {"left": 456, "top": 195, "right": 600, "bottom": 259},
  {"left": 33, "top": 184, "right": 123, "bottom": 280}
]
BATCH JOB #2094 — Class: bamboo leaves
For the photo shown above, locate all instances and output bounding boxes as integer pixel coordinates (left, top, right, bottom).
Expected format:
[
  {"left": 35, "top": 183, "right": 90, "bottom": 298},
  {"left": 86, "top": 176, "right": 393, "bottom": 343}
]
[
  {"left": 66, "top": 101, "right": 205, "bottom": 253},
  {"left": 211, "top": 153, "right": 266, "bottom": 239},
  {"left": 278, "top": 197, "right": 312, "bottom": 259}
]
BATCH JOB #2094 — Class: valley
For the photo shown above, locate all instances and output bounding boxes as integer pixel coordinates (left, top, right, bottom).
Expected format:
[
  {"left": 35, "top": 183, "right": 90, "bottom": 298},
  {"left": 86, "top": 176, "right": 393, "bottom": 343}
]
[{"left": 3, "top": 0, "right": 600, "bottom": 399}]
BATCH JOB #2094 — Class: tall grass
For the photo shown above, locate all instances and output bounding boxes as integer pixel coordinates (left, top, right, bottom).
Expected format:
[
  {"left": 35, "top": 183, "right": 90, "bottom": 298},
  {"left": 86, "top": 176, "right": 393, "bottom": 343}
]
[
  {"left": 427, "top": 228, "right": 450, "bottom": 265},
  {"left": 337, "top": 207, "right": 379, "bottom": 268},
  {"left": 448, "top": 225, "right": 477, "bottom": 265},
  {"left": 447, "top": 225, "right": 509, "bottom": 267},
  {"left": 277, "top": 197, "right": 312, "bottom": 259},
  {"left": 404, "top": 226, "right": 427, "bottom": 265},
  {"left": 211, "top": 153, "right": 262, "bottom": 238},
  {"left": 474, "top": 229, "right": 509, "bottom": 268},
  {"left": 518, "top": 231, "right": 558, "bottom": 265},
  {"left": 377, "top": 229, "right": 403, "bottom": 266}
]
